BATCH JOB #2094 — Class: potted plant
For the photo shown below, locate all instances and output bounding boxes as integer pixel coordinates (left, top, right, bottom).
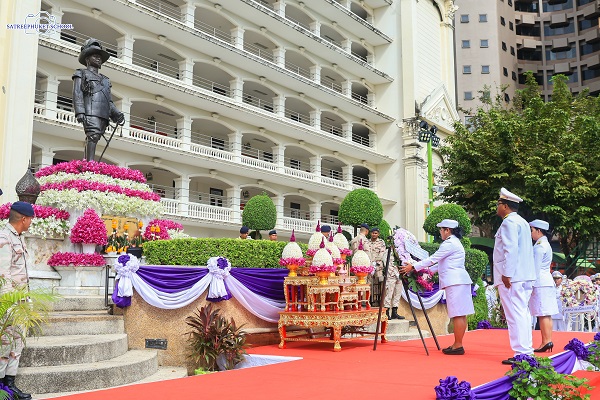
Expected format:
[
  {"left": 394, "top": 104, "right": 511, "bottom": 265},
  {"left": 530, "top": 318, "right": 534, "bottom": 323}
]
[
  {"left": 70, "top": 208, "right": 108, "bottom": 253},
  {"left": 185, "top": 303, "right": 248, "bottom": 372}
]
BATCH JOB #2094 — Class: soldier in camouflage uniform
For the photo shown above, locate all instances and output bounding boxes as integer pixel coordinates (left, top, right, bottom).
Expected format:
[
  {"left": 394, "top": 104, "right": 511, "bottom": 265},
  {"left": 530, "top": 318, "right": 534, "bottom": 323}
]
[
  {"left": 350, "top": 223, "right": 371, "bottom": 254},
  {"left": 367, "top": 228, "right": 386, "bottom": 304},
  {"left": 0, "top": 201, "right": 34, "bottom": 400}
]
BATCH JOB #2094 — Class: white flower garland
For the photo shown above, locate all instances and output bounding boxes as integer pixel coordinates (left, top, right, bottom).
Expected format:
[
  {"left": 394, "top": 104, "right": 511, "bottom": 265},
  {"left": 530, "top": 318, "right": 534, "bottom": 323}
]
[
  {"left": 37, "top": 189, "right": 164, "bottom": 218},
  {"left": 0, "top": 216, "right": 70, "bottom": 239}
]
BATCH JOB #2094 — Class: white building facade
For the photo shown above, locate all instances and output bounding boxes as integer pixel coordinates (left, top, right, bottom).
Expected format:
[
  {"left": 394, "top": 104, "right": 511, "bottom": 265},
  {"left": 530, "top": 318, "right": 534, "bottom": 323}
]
[{"left": 0, "top": 0, "right": 459, "bottom": 241}]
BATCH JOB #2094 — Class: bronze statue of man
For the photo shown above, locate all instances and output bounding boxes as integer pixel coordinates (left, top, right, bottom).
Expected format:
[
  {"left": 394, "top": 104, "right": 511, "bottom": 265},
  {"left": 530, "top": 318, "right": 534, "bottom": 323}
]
[{"left": 72, "top": 38, "right": 124, "bottom": 161}]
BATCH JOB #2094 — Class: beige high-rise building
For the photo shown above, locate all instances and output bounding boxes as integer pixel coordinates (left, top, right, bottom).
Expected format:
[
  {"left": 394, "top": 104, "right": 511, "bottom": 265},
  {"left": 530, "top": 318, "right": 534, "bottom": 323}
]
[
  {"left": 1, "top": 0, "right": 460, "bottom": 242},
  {"left": 456, "top": 0, "right": 600, "bottom": 121}
]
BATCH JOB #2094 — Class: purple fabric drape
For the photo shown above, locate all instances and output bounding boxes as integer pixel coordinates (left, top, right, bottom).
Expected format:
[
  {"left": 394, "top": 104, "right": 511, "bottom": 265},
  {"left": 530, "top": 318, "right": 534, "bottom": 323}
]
[
  {"left": 230, "top": 268, "right": 288, "bottom": 302},
  {"left": 112, "top": 266, "right": 287, "bottom": 306},
  {"left": 137, "top": 266, "right": 209, "bottom": 293},
  {"left": 471, "top": 351, "right": 578, "bottom": 399}
]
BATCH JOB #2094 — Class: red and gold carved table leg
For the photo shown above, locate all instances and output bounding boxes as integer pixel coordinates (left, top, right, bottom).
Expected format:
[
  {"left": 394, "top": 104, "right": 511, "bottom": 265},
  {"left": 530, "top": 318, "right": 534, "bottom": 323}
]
[
  {"left": 333, "top": 326, "right": 342, "bottom": 351},
  {"left": 365, "top": 288, "right": 371, "bottom": 310},
  {"left": 278, "top": 322, "right": 287, "bottom": 349},
  {"left": 380, "top": 319, "right": 388, "bottom": 343}
]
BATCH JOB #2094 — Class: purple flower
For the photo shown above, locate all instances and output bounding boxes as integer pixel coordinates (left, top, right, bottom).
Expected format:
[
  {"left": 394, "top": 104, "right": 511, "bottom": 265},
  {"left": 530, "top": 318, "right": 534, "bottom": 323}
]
[
  {"left": 594, "top": 332, "right": 600, "bottom": 342},
  {"left": 217, "top": 257, "right": 229, "bottom": 270},
  {"left": 565, "top": 338, "right": 589, "bottom": 360},
  {"left": 0, "top": 383, "right": 13, "bottom": 398},
  {"left": 118, "top": 254, "right": 131, "bottom": 266},
  {"left": 477, "top": 320, "right": 492, "bottom": 329},
  {"left": 512, "top": 354, "right": 539, "bottom": 369},
  {"left": 434, "top": 376, "right": 475, "bottom": 400}
]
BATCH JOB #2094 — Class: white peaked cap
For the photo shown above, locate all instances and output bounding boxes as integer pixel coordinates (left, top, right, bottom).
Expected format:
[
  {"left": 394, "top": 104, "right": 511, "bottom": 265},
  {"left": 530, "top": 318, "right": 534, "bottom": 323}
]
[
  {"left": 499, "top": 187, "right": 523, "bottom": 203},
  {"left": 529, "top": 219, "right": 549, "bottom": 231},
  {"left": 436, "top": 219, "right": 459, "bottom": 229},
  {"left": 552, "top": 271, "right": 563, "bottom": 278}
]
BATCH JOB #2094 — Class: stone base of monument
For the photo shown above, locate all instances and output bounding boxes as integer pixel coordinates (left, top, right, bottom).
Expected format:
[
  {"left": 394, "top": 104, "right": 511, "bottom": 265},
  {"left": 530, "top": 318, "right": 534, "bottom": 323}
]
[{"left": 53, "top": 266, "right": 108, "bottom": 296}]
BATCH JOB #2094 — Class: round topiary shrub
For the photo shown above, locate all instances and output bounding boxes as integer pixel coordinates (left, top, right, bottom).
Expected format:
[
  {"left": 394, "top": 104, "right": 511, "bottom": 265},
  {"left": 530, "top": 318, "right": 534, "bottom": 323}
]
[
  {"left": 423, "top": 203, "right": 472, "bottom": 243},
  {"left": 339, "top": 188, "right": 383, "bottom": 231},
  {"left": 242, "top": 192, "right": 276, "bottom": 233}
]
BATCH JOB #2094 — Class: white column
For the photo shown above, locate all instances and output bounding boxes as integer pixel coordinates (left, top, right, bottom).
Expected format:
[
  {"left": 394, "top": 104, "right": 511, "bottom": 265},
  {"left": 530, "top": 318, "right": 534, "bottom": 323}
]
[
  {"left": 368, "top": 131, "right": 376, "bottom": 149},
  {"left": 273, "top": 47, "right": 286, "bottom": 67},
  {"left": 174, "top": 177, "right": 190, "bottom": 216},
  {"left": 342, "top": 122, "right": 352, "bottom": 141},
  {"left": 180, "top": 1, "right": 196, "bottom": 28},
  {"left": 310, "top": 110, "right": 321, "bottom": 130},
  {"left": 228, "top": 130, "right": 242, "bottom": 162},
  {"left": 273, "top": 95, "right": 285, "bottom": 117},
  {"left": 273, "top": 195, "right": 284, "bottom": 228},
  {"left": 230, "top": 78, "right": 243, "bottom": 102},
  {"left": 342, "top": 39, "right": 352, "bottom": 53},
  {"left": 310, "top": 65, "right": 321, "bottom": 83},
  {"left": 309, "top": 203, "right": 321, "bottom": 225},
  {"left": 231, "top": 27, "right": 244, "bottom": 50},
  {"left": 41, "top": 77, "right": 59, "bottom": 120},
  {"left": 273, "top": 1, "right": 286, "bottom": 16},
  {"left": 342, "top": 166, "right": 353, "bottom": 188},
  {"left": 367, "top": 91, "right": 375, "bottom": 106},
  {"left": 310, "top": 21, "right": 320, "bottom": 36},
  {"left": 339, "top": 0, "right": 351, "bottom": 8},
  {"left": 33, "top": 149, "right": 55, "bottom": 169},
  {"left": 178, "top": 58, "right": 193, "bottom": 85},
  {"left": 177, "top": 116, "right": 192, "bottom": 151},
  {"left": 273, "top": 144, "right": 284, "bottom": 173},
  {"left": 114, "top": 99, "right": 131, "bottom": 137},
  {"left": 227, "top": 185, "right": 241, "bottom": 224},
  {"left": 342, "top": 80, "right": 352, "bottom": 97},
  {"left": 117, "top": 35, "right": 134, "bottom": 64},
  {"left": 310, "top": 156, "right": 321, "bottom": 182}
]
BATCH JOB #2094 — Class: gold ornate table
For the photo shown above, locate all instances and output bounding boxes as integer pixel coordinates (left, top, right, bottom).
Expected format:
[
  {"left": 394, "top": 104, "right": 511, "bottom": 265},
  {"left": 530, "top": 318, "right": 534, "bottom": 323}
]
[
  {"left": 347, "top": 283, "right": 371, "bottom": 310},
  {"left": 283, "top": 276, "right": 319, "bottom": 311},
  {"left": 308, "top": 284, "right": 340, "bottom": 312},
  {"left": 278, "top": 310, "right": 388, "bottom": 352}
]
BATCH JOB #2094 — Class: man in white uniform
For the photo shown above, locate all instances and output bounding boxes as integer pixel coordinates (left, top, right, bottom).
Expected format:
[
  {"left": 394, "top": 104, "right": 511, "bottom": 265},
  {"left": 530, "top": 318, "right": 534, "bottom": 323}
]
[
  {"left": 551, "top": 271, "right": 565, "bottom": 331},
  {"left": 493, "top": 188, "right": 536, "bottom": 365}
]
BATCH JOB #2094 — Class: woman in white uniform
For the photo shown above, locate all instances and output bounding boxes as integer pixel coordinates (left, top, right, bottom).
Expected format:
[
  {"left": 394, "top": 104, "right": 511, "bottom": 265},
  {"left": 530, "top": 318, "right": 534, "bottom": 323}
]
[
  {"left": 401, "top": 219, "right": 473, "bottom": 355},
  {"left": 528, "top": 219, "right": 558, "bottom": 352}
]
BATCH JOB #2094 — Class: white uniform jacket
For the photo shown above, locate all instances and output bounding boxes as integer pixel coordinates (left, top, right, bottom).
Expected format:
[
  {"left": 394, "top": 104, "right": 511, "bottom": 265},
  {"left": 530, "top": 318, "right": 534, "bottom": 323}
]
[
  {"left": 493, "top": 212, "right": 536, "bottom": 286},
  {"left": 532, "top": 236, "right": 554, "bottom": 288},
  {"left": 413, "top": 235, "right": 472, "bottom": 289}
]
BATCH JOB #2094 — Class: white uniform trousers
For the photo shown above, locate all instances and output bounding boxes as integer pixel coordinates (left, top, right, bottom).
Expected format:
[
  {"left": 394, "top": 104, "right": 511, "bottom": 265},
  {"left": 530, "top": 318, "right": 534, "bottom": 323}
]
[{"left": 498, "top": 281, "right": 534, "bottom": 356}]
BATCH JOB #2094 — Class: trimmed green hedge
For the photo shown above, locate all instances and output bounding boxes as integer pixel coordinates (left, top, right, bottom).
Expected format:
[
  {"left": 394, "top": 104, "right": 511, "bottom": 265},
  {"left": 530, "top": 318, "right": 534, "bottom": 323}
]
[
  {"left": 468, "top": 280, "right": 489, "bottom": 330},
  {"left": 423, "top": 204, "right": 472, "bottom": 243},
  {"left": 143, "top": 238, "right": 307, "bottom": 269}
]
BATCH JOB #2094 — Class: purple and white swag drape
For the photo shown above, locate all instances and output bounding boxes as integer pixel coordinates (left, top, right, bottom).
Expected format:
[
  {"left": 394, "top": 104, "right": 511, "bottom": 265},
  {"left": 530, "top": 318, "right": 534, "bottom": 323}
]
[{"left": 113, "top": 256, "right": 288, "bottom": 323}]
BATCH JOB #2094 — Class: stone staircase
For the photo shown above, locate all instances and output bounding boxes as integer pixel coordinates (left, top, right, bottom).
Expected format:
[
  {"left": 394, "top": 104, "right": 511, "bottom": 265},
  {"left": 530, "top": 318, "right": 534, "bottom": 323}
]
[{"left": 16, "top": 296, "right": 187, "bottom": 399}]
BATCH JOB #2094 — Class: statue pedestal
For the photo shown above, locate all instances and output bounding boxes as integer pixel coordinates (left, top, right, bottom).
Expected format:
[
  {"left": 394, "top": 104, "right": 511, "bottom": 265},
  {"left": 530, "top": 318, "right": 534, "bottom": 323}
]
[
  {"left": 53, "top": 266, "right": 107, "bottom": 296},
  {"left": 24, "top": 235, "right": 67, "bottom": 291}
]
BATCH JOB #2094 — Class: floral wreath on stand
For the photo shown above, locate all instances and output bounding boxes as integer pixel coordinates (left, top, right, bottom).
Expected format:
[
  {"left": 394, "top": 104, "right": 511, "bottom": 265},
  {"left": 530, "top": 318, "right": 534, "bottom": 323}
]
[{"left": 561, "top": 278, "right": 600, "bottom": 307}]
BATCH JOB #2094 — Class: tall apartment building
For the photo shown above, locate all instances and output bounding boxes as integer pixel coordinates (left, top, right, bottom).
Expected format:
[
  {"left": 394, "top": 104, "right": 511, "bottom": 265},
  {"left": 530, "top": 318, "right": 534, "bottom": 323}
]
[
  {"left": 455, "top": 0, "right": 600, "bottom": 120},
  {"left": 1, "top": 0, "right": 459, "bottom": 241}
]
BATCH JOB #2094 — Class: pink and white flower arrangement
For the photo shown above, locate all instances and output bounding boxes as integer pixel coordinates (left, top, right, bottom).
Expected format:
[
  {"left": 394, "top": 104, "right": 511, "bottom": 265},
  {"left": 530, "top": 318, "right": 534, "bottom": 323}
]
[
  {"left": 70, "top": 208, "right": 108, "bottom": 245},
  {"left": 350, "top": 240, "right": 374, "bottom": 275},
  {"left": 309, "top": 238, "right": 335, "bottom": 274},
  {"left": 279, "top": 230, "right": 306, "bottom": 267},
  {"left": 333, "top": 224, "right": 352, "bottom": 256},
  {"left": 0, "top": 203, "right": 70, "bottom": 239},
  {"left": 307, "top": 221, "right": 325, "bottom": 257},
  {"left": 47, "top": 252, "right": 106, "bottom": 267},
  {"left": 326, "top": 234, "right": 344, "bottom": 265},
  {"left": 36, "top": 160, "right": 146, "bottom": 183},
  {"left": 561, "top": 278, "right": 599, "bottom": 307}
]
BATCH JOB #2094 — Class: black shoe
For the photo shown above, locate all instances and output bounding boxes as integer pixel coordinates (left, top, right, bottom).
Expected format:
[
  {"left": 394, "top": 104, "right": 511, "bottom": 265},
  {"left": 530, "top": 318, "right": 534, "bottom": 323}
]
[
  {"left": 3, "top": 375, "right": 32, "bottom": 400},
  {"left": 533, "top": 342, "right": 554, "bottom": 353},
  {"left": 501, "top": 357, "right": 516, "bottom": 365},
  {"left": 385, "top": 309, "right": 390, "bottom": 319},
  {"left": 391, "top": 307, "right": 405, "bottom": 320},
  {"left": 442, "top": 346, "right": 465, "bottom": 355}
]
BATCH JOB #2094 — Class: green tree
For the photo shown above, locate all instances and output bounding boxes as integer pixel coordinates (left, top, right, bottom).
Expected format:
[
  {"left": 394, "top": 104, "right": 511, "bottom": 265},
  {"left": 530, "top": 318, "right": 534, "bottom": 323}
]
[
  {"left": 338, "top": 188, "right": 383, "bottom": 236},
  {"left": 241, "top": 192, "right": 276, "bottom": 237},
  {"left": 440, "top": 72, "right": 600, "bottom": 270},
  {"left": 423, "top": 203, "right": 472, "bottom": 243}
]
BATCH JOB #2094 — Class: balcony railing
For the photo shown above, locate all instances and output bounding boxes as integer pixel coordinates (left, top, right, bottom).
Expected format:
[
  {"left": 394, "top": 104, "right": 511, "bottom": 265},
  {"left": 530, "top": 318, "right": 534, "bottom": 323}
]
[
  {"left": 352, "top": 133, "right": 371, "bottom": 147},
  {"left": 194, "top": 19, "right": 232, "bottom": 43},
  {"left": 320, "top": 121, "right": 343, "bottom": 137},
  {"left": 285, "top": 108, "right": 311, "bottom": 125},
  {"left": 242, "top": 92, "right": 275, "bottom": 112},
  {"left": 284, "top": 60, "right": 311, "bottom": 79},
  {"left": 243, "top": 41, "right": 274, "bottom": 63},
  {"left": 284, "top": 207, "right": 312, "bottom": 220},
  {"left": 137, "top": 0, "right": 182, "bottom": 20},
  {"left": 352, "top": 176, "right": 370, "bottom": 188},
  {"left": 132, "top": 53, "right": 180, "bottom": 80},
  {"left": 192, "top": 76, "right": 231, "bottom": 97}
]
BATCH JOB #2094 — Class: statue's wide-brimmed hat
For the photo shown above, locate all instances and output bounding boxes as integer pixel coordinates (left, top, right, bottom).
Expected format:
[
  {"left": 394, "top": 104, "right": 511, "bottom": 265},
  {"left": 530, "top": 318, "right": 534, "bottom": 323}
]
[{"left": 78, "top": 38, "right": 110, "bottom": 66}]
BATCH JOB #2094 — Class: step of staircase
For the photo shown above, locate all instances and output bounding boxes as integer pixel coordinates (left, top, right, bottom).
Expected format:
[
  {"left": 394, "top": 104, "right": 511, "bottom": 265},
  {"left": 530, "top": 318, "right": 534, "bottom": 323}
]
[
  {"left": 42, "top": 311, "right": 124, "bottom": 336},
  {"left": 51, "top": 296, "right": 107, "bottom": 311},
  {"left": 21, "top": 334, "right": 128, "bottom": 367},
  {"left": 17, "top": 349, "right": 158, "bottom": 394},
  {"left": 33, "top": 367, "right": 189, "bottom": 399}
]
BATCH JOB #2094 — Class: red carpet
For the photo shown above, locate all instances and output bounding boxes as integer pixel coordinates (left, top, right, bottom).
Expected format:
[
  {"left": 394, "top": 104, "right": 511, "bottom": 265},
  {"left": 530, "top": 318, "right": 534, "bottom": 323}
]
[{"left": 53, "top": 330, "right": 599, "bottom": 400}]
